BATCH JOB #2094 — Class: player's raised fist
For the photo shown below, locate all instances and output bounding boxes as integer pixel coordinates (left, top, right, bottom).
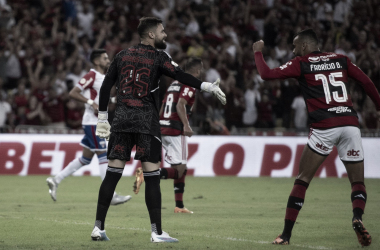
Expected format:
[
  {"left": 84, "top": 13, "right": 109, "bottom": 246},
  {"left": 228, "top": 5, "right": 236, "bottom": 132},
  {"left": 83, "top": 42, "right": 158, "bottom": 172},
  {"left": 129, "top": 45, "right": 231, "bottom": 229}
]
[{"left": 252, "top": 40, "right": 265, "bottom": 52}]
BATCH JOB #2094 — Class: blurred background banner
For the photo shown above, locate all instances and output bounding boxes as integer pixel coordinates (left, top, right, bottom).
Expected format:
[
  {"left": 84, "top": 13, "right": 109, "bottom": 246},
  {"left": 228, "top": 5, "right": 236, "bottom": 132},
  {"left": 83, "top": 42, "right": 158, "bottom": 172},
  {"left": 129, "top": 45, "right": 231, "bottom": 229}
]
[{"left": 1, "top": 134, "right": 379, "bottom": 178}]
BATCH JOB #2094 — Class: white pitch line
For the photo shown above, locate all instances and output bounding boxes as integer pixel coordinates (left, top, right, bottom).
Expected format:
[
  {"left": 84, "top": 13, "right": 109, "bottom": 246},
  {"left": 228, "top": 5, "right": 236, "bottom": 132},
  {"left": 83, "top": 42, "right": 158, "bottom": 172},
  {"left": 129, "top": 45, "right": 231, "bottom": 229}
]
[{"left": 0, "top": 215, "right": 332, "bottom": 249}]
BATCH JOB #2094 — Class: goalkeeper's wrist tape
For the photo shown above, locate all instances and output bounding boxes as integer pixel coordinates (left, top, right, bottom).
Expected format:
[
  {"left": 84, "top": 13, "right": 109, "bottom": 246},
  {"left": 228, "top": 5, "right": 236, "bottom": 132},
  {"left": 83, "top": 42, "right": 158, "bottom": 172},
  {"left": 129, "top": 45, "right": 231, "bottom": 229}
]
[
  {"left": 98, "top": 111, "right": 108, "bottom": 121},
  {"left": 200, "top": 82, "right": 211, "bottom": 92}
]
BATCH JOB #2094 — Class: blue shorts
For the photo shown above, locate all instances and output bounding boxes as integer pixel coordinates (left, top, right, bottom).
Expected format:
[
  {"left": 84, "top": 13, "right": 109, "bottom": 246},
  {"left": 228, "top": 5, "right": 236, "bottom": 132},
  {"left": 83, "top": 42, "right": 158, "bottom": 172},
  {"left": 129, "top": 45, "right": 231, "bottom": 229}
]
[{"left": 80, "top": 125, "right": 107, "bottom": 152}]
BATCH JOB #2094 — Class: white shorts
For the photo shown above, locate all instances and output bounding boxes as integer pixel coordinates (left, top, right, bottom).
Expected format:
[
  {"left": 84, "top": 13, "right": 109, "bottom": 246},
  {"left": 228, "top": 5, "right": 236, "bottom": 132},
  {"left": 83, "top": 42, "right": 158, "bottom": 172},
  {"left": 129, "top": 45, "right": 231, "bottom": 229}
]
[
  {"left": 308, "top": 126, "right": 364, "bottom": 162},
  {"left": 162, "top": 135, "right": 188, "bottom": 165}
]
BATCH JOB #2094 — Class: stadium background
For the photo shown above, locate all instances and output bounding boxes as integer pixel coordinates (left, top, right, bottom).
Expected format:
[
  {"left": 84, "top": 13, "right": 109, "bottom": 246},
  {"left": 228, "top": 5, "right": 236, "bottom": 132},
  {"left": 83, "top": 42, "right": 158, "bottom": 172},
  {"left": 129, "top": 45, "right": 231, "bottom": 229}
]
[
  {"left": 0, "top": 0, "right": 379, "bottom": 175},
  {"left": 1, "top": 1, "right": 380, "bottom": 249},
  {"left": 0, "top": 0, "right": 379, "bottom": 135}
]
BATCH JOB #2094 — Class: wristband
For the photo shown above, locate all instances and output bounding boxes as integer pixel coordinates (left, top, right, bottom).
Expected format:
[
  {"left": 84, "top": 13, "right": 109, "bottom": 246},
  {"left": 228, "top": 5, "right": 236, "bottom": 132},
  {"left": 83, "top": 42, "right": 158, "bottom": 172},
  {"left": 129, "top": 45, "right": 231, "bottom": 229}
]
[
  {"left": 87, "top": 99, "right": 94, "bottom": 105},
  {"left": 98, "top": 111, "right": 108, "bottom": 120},
  {"left": 200, "top": 82, "right": 211, "bottom": 92}
]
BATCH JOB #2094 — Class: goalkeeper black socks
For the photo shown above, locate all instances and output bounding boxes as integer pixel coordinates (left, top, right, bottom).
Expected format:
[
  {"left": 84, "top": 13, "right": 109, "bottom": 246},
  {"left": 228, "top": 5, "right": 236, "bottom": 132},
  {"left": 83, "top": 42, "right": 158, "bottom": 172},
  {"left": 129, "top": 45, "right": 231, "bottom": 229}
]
[
  {"left": 282, "top": 179, "right": 309, "bottom": 238},
  {"left": 95, "top": 166, "right": 123, "bottom": 230},
  {"left": 144, "top": 170, "right": 162, "bottom": 235},
  {"left": 351, "top": 182, "right": 366, "bottom": 220}
]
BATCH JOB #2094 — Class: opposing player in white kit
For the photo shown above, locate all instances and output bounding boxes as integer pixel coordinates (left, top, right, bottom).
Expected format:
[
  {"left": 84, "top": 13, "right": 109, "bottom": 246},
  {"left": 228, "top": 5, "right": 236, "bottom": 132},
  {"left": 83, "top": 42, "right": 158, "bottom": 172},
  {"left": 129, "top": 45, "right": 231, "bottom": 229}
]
[
  {"left": 133, "top": 57, "right": 203, "bottom": 214},
  {"left": 46, "top": 49, "right": 131, "bottom": 205}
]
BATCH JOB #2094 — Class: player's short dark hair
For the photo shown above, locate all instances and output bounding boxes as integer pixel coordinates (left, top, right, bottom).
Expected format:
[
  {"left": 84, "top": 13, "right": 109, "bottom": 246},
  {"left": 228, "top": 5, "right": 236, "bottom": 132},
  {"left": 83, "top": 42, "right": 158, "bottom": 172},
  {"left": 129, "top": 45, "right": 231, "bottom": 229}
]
[
  {"left": 90, "top": 49, "right": 106, "bottom": 64},
  {"left": 295, "top": 28, "right": 319, "bottom": 45},
  {"left": 137, "top": 17, "right": 163, "bottom": 39},
  {"left": 185, "top": 57, "right": 202, "bottom": 73}
]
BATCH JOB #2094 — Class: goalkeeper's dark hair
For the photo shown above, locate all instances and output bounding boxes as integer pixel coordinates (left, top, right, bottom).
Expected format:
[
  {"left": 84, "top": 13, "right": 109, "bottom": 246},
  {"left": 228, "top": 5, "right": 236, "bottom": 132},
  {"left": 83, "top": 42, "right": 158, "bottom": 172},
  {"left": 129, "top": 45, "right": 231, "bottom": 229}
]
[
  {"left": 137, "top": 17, "right": 163, "bottom": 39},
  {"left": 185, "top": 57, "right": 202, "bottom": 73},
  {"left": 90, "top": 49, "right": 107, "bottom": 64},
  {"left": 295, "top": 28, "right": 319, "bottom": 46}
]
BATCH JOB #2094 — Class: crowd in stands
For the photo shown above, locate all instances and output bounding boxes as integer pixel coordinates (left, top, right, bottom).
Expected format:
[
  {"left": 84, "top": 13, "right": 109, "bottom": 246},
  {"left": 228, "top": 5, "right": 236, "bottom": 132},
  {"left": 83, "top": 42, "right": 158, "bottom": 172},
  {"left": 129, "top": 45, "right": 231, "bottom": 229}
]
[{"left": 0, "top": 0, "right": 379, "bottom": 134}]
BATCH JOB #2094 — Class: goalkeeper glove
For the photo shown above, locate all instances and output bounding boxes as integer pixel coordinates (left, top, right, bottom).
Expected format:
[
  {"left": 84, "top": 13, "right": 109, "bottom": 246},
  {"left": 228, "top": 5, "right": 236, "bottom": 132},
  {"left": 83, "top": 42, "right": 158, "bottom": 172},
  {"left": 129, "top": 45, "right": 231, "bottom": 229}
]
[
  {"left": 201, "top": 78, "right": 226, "bottom": 105},
  {"left": 96, "top": 111, "right": 111, "bottom": 140}
]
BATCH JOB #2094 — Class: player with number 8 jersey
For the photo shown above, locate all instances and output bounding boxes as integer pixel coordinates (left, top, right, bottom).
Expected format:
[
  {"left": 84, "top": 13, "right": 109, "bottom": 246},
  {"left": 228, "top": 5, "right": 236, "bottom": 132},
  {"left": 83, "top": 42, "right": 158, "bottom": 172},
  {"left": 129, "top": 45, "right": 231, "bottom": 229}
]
[{"left": 160, "top": 82, "right": 196, "bottom": 135}]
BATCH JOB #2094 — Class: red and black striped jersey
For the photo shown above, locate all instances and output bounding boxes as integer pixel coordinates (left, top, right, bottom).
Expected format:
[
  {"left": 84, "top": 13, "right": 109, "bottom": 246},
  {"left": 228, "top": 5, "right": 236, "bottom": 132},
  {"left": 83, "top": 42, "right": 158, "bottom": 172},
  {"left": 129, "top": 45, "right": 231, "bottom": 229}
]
[
  {"left": 160, "top": 81, "right": 196, "bottom": 136},
  {"left": 255, "top": 51, "right": 380, "bottom": 129}
]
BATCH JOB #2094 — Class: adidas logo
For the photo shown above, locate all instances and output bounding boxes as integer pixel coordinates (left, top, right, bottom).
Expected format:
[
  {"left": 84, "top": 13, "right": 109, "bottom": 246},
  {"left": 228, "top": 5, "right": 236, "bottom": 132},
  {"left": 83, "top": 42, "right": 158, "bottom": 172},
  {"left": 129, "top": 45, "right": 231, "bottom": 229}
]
[
  {"left": 354, "top": 194, "right": 366, "bottom": 200},
  {"left": 295, "top": 202, "right": 303, "bottom": 207}
]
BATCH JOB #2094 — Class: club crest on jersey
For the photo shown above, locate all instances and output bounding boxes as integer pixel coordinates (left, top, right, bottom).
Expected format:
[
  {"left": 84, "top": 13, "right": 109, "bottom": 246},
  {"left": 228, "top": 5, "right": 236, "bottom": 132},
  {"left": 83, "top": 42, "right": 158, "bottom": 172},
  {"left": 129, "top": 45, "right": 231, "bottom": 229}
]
[
  {"left": 188, "top": 91, "right": 193, "bottom": 97},
  {"left": 308, "top": 56, "right": 320, "bottom": 63}
]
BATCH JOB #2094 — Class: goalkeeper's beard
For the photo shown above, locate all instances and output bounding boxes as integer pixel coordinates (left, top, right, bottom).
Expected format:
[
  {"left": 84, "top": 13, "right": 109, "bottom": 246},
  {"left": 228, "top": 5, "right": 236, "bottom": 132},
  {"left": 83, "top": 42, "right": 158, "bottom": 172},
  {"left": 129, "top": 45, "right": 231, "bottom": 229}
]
[{"left": 155, "top": 38, "right": 167, "bottom": 49}]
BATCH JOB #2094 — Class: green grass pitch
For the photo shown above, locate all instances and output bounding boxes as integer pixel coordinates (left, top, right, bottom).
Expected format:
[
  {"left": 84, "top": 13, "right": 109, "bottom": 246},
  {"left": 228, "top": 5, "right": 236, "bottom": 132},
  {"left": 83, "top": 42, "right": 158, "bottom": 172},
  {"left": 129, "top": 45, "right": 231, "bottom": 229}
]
[{"left": 0, "top": 176, "right": 379, "bottom": 249}]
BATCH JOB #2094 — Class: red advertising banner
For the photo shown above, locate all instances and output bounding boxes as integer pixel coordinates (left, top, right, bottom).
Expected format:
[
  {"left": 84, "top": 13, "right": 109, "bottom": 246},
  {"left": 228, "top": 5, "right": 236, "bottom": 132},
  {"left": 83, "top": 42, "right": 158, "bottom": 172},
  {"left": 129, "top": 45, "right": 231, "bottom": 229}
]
[{"left": 1, "top": 135, "right": 379, "bottom": 178}]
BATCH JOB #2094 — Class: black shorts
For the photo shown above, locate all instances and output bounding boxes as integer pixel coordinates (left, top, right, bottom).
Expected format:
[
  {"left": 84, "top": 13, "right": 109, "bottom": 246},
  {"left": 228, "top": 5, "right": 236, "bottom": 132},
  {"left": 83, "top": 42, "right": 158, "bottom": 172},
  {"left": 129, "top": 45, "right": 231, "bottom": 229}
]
[{"left": 107, "top": 132, "right": 162, "bottom": 163}]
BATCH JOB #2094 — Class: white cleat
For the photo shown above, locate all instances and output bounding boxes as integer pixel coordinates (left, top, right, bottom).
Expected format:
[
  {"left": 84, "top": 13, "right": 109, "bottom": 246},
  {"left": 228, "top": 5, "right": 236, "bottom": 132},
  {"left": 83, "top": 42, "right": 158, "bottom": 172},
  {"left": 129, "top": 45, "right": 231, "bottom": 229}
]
[
  {"left": 46, "top": 177, "right": 58, "bottom": 201},
  {"left": 110, "top": 193, "right": 132, "bottom": 205},
  {"left": 91, "top": 226, "right": 110, "bottom": 241},
  {"left": 151, "top": 231, "right": 179, "bottom": 243}
]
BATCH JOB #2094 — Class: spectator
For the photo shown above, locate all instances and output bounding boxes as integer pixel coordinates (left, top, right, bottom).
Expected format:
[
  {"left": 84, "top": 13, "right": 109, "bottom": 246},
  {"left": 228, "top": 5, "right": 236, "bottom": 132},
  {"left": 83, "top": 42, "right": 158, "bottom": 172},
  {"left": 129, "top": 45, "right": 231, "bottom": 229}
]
[
  {"left": 66, "top": 99, "right": 83, "bottom": 129},
  {"left": 44, "top": 87, "right": 67, "bottom": 128},
  {"left": 243, "top": 79, "right": 261, "bottom": 127},
  {"left": 24, "top": 96, "right": 48, "bottom": 126},
  {"left": 333, "top": 0, "right": 352, "bottom": 26},
  {"left": 256, "top": 92, "right": 274, "bottom": 129},
  {"left": 0, "top": 0, "right": 379, "bottom": 135},
  {"left": 0, "top": 87, "right": 11, "bottom": 128},
  {"left": 224, "top": 73, "right": 246, "bottom": 130},
  {"left": 77, "top": 3, "right": 94, "bottom": 39},
  {"left": 291, "top": 90, "right": 308, "bottom": 130}
]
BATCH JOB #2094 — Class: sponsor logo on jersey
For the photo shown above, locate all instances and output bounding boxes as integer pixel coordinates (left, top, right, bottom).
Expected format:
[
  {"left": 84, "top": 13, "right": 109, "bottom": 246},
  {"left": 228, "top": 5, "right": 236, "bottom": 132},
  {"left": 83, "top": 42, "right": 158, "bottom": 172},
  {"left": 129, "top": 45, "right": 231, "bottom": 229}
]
[
  {"left": 280, "top": 61, "right": 292, "bottom": 70},
  {"left": 167, "top": 85, "right": 181, "bottom": 92},
  {"left": 308, "top": 56, "right": 320, "bottom": 63},
  {"left": 327, "top": 106, "right": 351, "bottom": 113},
  {"left": 316, "top": 142, "right": 329, "bottom": 151},
  {"left": 320, "top": 55, "right": 330, "bottom": 61},
  {"left": 347, "top": 149, "right": 360, "bottom": 157},
  {"left": 160, "top": 120, "right": 170, "bottom": 126},
  {"left": 308, "top": 54, "right": 337, "bottom": 63}
]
